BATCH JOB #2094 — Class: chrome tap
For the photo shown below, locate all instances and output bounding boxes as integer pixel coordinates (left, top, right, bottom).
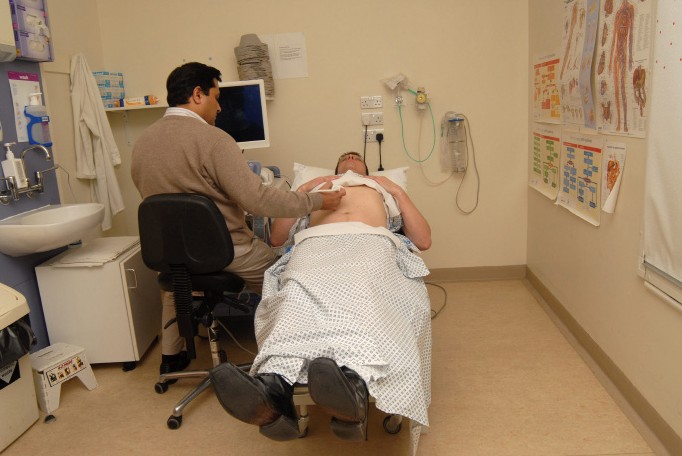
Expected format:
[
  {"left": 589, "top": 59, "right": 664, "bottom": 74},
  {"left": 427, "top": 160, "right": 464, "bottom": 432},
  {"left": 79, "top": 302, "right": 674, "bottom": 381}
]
[
  {"left": 21, "top": 144, "right": 52, "bottom": 161},
  {"left": 35, "top": 164, "right": 61, "bottom": 190},
  {"left": 0, "top": 176, "right": 18, "bottom": 204},
  {"left": 17, "top": 145, "right": 52, "bottom": 198}
]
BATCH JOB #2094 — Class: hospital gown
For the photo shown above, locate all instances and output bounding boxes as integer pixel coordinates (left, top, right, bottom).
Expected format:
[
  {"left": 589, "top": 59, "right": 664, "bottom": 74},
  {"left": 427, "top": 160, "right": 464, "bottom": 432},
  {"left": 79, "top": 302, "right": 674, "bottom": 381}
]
[{"left": 250, "top": 221, "right": 432, "bottom": 429}]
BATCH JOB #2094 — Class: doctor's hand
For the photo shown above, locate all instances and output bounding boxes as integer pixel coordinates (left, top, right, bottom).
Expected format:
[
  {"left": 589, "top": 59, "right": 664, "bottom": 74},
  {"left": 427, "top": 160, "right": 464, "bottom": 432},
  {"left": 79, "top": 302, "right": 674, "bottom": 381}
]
[{"left": 317, "top": 181, "right": 346, "bottom": 211}]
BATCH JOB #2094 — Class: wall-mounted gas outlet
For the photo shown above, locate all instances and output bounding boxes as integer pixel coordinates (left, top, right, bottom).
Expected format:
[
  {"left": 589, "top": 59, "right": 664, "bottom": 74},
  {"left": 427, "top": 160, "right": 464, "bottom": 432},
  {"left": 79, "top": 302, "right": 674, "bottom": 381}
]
[
  {"left": 362, "top": 128, "right": 384, "bottom": 143},
  {"left": 360, "top": 96, "right": 383, "bottom": 109},
  {"left": 361, "top": 112, "right": 384, "bottom": 126}
]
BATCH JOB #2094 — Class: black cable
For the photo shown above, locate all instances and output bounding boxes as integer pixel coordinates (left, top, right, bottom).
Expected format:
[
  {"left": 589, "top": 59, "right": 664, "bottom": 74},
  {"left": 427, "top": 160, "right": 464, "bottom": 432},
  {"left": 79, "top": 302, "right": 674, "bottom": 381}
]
[
  {"left": 425, "top": 282, "right": 448, "bottom": 320},
  {"left": 376, "top": 132, "right": 384, "bottom": 171},
  {"left": 363, "top": 124, "right": 368, "bottom": 161}
]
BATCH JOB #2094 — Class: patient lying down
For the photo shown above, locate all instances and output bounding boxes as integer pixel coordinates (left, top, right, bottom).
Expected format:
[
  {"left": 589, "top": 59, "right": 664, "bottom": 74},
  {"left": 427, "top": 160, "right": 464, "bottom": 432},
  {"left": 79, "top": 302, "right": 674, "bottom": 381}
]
[{"left": 210, "top": 152, "right": 432, "bottom": 444}]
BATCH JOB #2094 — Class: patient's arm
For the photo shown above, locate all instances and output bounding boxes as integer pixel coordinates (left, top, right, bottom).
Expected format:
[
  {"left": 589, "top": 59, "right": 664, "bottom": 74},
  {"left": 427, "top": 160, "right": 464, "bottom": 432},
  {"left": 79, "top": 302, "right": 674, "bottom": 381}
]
[
  {"left": 270, "top": 176, "right": 337, "bottom": 247},
  {"left": 270, "top": 216, "right": 297, "bottom": 247},
  {"left": 365, "top": 175, "right": 432, "bottom": 251}
]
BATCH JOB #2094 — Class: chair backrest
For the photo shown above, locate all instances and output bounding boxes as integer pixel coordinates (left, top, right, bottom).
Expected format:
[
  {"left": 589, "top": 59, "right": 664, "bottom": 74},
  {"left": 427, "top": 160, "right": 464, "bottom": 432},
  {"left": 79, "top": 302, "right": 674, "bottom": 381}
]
[{"left": 138, "top": 193, "right": 235, "bottom": 274}]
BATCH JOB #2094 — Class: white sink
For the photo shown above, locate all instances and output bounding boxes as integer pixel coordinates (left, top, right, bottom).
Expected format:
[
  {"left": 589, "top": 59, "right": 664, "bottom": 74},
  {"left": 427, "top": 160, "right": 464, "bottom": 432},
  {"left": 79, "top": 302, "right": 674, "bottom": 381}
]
[{"left": 0, "top": 203, "right": 104, "bottom": 257}]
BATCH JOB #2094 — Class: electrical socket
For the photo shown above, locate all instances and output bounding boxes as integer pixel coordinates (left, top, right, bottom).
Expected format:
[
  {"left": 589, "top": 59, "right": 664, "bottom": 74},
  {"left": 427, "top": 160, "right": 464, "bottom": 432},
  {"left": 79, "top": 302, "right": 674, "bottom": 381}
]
[
  {"left": 360, "top": 95, "right": 383, "bottom": 109},
  {"left": 361, "top": 112, "right": 384, "bottom": 126},
  {"left": 362, "top": 128, "right": 384, "bottom": 143}
]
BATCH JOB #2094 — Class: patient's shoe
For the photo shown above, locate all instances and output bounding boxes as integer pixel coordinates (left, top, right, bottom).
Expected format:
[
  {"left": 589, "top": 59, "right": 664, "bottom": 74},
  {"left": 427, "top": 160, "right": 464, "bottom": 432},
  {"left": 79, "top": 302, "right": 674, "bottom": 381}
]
[
  {"left": 210, "top": 363, "right": 300, "bottom": 441},
  {"left": 159, "top": 351, "right": 190, "bottom": 385},
  {"left": 308, "top": 357, "right": 369, "bottom": 441}
]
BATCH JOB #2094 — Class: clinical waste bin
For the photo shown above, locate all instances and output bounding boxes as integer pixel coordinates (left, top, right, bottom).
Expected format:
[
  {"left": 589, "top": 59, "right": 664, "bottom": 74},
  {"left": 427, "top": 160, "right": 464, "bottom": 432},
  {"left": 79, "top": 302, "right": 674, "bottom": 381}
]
[{"left": 0, "top": 282, "right": 39, "bottom": 451}]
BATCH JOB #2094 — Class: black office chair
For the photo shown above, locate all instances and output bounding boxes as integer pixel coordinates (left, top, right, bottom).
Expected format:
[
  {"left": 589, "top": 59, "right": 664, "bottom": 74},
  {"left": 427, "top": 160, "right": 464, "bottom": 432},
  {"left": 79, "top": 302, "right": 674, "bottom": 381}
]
[{"left": 138, "top": 193, "right": 248, "bottom": 430}]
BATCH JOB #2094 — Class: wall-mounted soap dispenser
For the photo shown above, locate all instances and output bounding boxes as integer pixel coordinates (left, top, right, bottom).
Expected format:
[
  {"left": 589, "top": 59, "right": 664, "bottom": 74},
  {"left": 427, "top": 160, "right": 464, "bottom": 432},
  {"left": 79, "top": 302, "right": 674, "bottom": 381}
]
[{"left": 1, "top": 142, "right": 28, "bottom": 189}]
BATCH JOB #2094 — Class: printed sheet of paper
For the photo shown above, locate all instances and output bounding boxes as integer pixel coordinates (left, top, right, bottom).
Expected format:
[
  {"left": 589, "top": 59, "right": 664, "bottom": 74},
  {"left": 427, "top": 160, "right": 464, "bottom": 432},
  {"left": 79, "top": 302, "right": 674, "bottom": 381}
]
[
  {"left": 594, "top": 0, "right": 653, "bottom": 137},
  {"left": 530, "top": 123, "right": 562, "bottom": 200},
  {"left": 259, "top": 32, "right": 309, "bottom": 79},
  {"left": 557, "top": 130, "right": 604, "bottom": 226},
  {"left": 7, "top": 71, "right": 41, "bottom": 143},
  {"left": 601, "top": 141, "right": 626, "bottom": 213},
  {"left": 559, "top": 0, "right": 599, "bottom": 129},
  {"left": 533, "top": 53, "right": 562, "bottom": 123}
]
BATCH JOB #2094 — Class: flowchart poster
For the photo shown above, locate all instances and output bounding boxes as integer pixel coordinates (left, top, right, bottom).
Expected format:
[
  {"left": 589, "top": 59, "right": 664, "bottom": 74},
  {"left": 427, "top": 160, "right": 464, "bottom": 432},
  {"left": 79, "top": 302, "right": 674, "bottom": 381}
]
[
  {"left": 557, "top": 130, "right": 604, "bottom": 226},
  {"left": 529, "top": 123, "right": 562, "bottom": 200},
  {"left": 533, "top": 53, "right": 562, "bottom": 123}
]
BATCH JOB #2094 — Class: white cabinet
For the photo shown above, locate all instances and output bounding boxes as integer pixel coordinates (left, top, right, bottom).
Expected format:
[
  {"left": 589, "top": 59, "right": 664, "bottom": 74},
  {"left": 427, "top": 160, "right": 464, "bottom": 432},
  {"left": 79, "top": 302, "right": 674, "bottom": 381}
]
[{"left": 35, "top": 239, "right": 161, "bottom": 367}]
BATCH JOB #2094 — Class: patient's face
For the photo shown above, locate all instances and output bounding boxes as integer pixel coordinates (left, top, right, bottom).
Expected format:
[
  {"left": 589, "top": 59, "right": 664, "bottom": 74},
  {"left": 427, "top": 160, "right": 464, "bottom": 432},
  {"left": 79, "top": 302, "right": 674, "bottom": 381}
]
[{"left": 336, "top": 152, "right": 368, "bottom": 175}]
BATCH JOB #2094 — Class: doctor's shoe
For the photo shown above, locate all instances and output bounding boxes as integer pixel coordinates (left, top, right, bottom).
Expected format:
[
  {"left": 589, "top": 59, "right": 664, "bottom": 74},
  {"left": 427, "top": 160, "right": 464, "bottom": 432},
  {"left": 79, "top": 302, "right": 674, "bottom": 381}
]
[
  {"left": 308, "top": 357, "right": 369, "bottom": 441},
  {"left": 210, "top": 363, "right": 300, "bottom": 441},
  {"left": 159, "top": 351, "right": 190, "bottom": 385}
]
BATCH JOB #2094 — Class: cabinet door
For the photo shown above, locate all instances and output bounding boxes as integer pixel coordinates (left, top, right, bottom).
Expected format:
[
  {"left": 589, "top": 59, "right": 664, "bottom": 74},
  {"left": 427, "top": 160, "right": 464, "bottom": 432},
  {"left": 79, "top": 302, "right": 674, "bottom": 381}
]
[{"left": 120, "top": 249, "right": 161, "bottom": 359}]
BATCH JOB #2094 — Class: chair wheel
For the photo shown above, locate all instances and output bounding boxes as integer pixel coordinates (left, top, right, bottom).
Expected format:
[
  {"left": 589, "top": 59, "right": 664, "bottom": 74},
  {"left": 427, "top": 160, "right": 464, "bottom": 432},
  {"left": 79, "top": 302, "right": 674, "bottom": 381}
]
[
  {"left": 155, "top": 382, "right": 169, "bottom": 394},
  {"left": 167, "top": 415, "right": 182, "bottom": 429},
  {"left": 383, "top": 415, "right": 402, "bottom": 434},
  {"left": 122, "top": 361, "right": 136, "bottom": 372}
]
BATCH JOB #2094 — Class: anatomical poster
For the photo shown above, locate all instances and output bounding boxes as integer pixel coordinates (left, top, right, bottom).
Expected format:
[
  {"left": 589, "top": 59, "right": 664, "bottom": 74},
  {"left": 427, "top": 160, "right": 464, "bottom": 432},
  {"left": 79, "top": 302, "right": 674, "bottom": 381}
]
[
  {"left": 601, "top": 141, "right": 626, "bottom": 213},
  {"left": 559, "top": 0, "right": 599, "bottom": 129},
  {"left": 529, "top": 123, "right": 562, "bottom": 200},
  {"left": 557, "top": 130, "right": 604, "bottom": 226},
  {"left": 594, "top": 0, "right": 653, "bottom": 137},
  {"left": 533, "top": 53, "right": 562, "bottom": 124}
]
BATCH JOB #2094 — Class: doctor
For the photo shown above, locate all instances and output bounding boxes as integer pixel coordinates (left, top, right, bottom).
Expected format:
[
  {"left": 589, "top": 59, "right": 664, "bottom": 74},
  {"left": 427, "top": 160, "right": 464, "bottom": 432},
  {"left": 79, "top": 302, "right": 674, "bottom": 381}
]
[{"left": 131, "top": 62, "right": 345, "bottom": 377}]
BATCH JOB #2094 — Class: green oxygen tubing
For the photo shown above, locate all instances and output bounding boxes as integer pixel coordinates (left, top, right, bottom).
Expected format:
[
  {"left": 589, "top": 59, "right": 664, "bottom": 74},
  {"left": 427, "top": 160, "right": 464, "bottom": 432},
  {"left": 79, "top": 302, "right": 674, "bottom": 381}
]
[{"left": 398, "top": 88, "right": 437, "bottom": 163}]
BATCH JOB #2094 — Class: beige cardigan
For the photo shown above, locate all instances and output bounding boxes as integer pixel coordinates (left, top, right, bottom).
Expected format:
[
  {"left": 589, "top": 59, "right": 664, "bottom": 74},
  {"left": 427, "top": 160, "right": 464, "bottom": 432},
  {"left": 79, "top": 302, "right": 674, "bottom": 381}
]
[{"left": 131, "top": 115, "right": 322, "bottom": 248}]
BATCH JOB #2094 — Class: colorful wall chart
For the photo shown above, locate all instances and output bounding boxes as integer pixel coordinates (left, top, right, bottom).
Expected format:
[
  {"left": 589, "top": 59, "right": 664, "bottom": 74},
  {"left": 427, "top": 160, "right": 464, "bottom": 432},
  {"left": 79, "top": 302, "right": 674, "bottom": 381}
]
[
  {"left": 559, "top": 0, "right": 599, "bottom": 129},
  {"left": 557, "top": 130, "right": 604, "bottom": 226},
  {"left": 601, "top": 141, "right": 626, "bottom": 213},
  {"left": 594, "top": 0, "right": 652, "bottom": 137},
  {"left": 533, "top": 53, "right": 562, "bottom": 123},
  {"left": 8, "top": 71, "right": 40, "bottom": 143},
  {"left": 529, "top": 123, "right": 562, "bottom": 199}
]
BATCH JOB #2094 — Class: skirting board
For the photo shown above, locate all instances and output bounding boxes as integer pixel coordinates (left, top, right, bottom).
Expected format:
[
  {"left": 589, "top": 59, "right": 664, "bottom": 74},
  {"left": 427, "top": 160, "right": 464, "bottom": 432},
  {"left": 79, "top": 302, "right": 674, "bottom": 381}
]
[
  {"left": 426, "top": 265, "right": 527, "bottom": 282},
  {"left": 526, "top": 267, "right": 682, "bottom": 456}
]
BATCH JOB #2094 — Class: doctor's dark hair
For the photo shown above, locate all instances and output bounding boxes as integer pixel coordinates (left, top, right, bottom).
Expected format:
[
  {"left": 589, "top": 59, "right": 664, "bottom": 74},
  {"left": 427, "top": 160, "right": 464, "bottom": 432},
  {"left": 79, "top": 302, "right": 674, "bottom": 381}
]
[{"left": 166, "top": 62, "right": 222, "bottom": 107}]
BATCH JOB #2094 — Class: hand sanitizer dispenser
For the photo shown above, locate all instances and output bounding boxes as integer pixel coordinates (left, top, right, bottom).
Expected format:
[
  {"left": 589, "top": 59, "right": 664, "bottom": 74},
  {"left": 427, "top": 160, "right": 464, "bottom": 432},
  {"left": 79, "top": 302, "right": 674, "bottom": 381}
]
[
  {"left": 1, "top": 142, "right": 28, "bottom": 189},
  {"left": 24, "top": 92, "right": 52, "bottom": 147}
]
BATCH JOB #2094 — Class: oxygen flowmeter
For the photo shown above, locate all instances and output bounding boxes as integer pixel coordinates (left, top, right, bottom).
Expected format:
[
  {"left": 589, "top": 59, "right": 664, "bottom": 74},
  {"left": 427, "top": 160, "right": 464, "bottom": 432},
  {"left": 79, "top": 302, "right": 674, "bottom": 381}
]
[{"left": 415, "top": 87, "right": 428, "bottom": 110}]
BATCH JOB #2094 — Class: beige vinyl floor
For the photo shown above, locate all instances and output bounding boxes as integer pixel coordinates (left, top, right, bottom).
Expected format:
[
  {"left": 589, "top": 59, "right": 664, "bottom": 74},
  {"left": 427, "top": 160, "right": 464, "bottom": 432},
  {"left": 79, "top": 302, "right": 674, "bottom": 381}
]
[{"left": 4, "top": 280, "right": 664, "bottom": 456}]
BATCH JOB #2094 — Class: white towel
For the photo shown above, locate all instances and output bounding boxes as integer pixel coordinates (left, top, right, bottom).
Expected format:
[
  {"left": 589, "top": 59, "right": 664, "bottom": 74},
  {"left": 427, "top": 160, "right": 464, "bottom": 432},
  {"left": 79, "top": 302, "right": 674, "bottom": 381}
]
[
  {"left": 52, "top": 236, "right": 139, "bottom": 267},
  {"left": 311, "top": 170, "right": 401, "bottom": 218}
]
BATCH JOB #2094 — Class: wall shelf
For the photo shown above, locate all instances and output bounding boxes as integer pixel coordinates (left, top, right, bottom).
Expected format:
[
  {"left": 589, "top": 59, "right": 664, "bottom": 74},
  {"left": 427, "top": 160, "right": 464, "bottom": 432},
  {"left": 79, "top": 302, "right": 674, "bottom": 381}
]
[
  {"left": 104, "top": 104, "right": 167, "bottom": 112},
  {"left": 105, "top": 104, "right": 167, "bottom": 146}
]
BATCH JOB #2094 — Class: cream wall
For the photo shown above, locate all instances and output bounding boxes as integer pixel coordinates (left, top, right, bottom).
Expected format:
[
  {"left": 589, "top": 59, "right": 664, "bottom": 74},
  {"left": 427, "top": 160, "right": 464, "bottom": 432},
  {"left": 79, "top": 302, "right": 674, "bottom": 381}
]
[
  {"left": 528, "top": 0, "right": 682, "bottom": 441},
  {"left": 41, "top": 0, "right": 529, "bottom": 270}
]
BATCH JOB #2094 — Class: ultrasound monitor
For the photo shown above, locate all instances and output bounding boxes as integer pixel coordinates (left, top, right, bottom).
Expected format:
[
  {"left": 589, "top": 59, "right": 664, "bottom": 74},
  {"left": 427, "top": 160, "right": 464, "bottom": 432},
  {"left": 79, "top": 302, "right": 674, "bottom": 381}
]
[{"left": 214, "top": 79, "right": 270, "bottom": 150}]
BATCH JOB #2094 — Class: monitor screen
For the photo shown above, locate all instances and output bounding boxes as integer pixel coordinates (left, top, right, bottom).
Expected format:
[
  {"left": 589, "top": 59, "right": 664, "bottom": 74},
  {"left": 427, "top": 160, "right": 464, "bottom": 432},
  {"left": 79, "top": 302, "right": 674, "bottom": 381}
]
[{"left": 214, "top": 79, "right": 270, "bottom": 150}]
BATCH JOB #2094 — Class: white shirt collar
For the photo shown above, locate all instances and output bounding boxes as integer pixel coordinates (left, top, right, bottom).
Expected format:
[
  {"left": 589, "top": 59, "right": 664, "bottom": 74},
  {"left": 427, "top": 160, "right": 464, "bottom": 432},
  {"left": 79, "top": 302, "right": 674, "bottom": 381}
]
[{"left": 164, "top": 107, "right": 207, "bottom": 124}]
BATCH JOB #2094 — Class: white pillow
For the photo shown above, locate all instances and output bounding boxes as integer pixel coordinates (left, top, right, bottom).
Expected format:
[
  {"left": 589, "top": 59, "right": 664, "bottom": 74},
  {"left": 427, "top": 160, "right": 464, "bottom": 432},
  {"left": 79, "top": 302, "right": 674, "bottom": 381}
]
[{"left": 290, "top": 162, "right": 408, "bottom": 191}]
